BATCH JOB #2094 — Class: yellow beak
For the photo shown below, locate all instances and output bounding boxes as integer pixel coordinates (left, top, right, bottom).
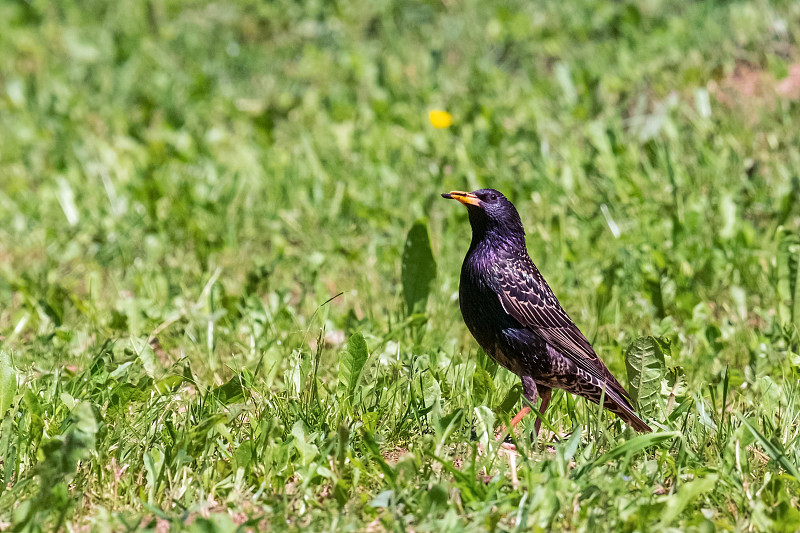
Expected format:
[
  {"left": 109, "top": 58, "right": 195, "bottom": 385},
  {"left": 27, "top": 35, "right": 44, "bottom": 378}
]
[{"left": 442, "top": 191, "right": 481, "bottom": 207}]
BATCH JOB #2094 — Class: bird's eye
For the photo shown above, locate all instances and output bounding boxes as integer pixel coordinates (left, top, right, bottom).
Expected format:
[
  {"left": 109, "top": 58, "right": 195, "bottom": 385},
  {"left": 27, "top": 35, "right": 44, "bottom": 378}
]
[{"left": 488, "top": 193, "right": 497, "bottom": 202}]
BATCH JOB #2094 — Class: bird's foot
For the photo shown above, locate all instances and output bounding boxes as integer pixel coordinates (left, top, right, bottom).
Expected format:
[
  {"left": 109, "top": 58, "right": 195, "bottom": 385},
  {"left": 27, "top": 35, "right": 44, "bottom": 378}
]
[
  {"left": 476, "top": 430, "right": 525, "bottom": 455},
  {"left": 494, "top": 425, "right": 512, "bottom": 443},
  {"left": 478, "top": 438, "right": 522, "bottom": 455},
  {"left": 493, "top": 425, "right": 541, "bottom": 454}
]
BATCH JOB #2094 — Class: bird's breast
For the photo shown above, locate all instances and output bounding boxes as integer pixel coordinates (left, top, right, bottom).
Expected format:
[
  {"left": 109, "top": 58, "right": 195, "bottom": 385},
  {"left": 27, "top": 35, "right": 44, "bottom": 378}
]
[{"left": 459, "top": 254, "right": 526, "bottom": 375}]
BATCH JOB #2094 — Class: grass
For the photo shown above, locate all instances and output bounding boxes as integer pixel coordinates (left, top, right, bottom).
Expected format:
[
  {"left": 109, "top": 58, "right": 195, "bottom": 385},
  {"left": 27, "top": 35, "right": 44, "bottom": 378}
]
[{"left": 1, "top": 0, "right": 800, "bottom": 530}]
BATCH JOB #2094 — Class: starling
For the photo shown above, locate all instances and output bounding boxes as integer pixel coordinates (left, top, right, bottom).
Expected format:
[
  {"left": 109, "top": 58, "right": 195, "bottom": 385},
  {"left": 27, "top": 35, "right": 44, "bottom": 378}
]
[{"left": 443, "top": 189, "right": 651, "bottom": 436}]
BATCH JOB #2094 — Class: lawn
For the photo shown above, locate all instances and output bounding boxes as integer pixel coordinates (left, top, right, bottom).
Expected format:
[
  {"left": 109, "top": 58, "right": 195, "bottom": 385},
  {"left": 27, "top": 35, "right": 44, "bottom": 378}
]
[{"left": 1, "top": 0, "right": 800, "bottom": 531}]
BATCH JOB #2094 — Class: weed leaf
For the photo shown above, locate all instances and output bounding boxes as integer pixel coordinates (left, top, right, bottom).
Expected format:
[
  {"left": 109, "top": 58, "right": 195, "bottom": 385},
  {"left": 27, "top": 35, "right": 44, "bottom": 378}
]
[
  {"left": 128, "top": 337, "right": 155, "bottom": 378},
  {"left": 473, "top": 405, "right": 495, "bottom": 452},
  {"left": 777, "top": 230, "right": 800, "bottom": 331},
  {"left": 0, "top": 351, "right": 15, "bottom": 417},
  {"left": 658, "top": 474, "right": 718, "bottom": 527},
  {"left": 471, "top": 368, "right": 494, "bottom": 403},
  {"left": 625, "top": 336, "right": 667, "bottom": 416},
  {"left": 402, "top": 219, "right": 437, "bottom": 316},
  {"left": 337, "top": 332, "right": 368, "bottom": 412},
  {"left": 211, "top": 371, "right": 249, "bottom": 405}
]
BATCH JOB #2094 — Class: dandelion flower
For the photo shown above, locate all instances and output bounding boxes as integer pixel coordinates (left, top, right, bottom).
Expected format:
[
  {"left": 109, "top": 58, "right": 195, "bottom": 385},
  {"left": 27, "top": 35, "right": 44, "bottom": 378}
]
[{"left": 428, "top": 109, "right": 453, "bottom": 129}]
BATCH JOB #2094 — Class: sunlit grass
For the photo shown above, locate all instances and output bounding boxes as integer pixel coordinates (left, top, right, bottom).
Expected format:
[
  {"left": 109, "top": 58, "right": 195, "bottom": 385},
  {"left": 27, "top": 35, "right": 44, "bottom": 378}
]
[{"left": 1, "top": 0, "right": 800, "bottom": 531}]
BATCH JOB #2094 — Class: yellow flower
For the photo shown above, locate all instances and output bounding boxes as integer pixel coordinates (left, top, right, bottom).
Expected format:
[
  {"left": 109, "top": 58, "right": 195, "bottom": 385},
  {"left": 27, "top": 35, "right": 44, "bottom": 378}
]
[{"left": 428, "top": 109, "right": 453, "bottom": 129}]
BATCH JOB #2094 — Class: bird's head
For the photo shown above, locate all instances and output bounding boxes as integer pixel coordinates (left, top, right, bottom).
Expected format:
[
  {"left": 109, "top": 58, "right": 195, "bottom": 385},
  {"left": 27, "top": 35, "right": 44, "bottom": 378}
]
[{"left": 442, "top": 188, "right": 525, "bottom": 246}]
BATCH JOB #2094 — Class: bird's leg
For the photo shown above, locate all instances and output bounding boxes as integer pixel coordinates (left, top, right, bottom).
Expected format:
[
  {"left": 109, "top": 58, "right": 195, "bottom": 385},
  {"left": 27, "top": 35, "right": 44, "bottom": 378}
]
[
  {"left": 497, "top": 377, "right": 539, "bottom": 442},
  {"left": 532, "top": 386, "right": 552, "bottom": 438},
  {"left": 515, "top": 375, "right": 540, "bottom": 429},
  {"left": 508, "top": 406, "right": 531, "bottom": 429}
]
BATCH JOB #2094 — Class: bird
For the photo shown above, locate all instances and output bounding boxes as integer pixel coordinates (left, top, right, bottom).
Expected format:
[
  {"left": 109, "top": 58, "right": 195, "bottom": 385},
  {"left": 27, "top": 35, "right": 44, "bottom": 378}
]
[{"left": 442, "top": 188, "right": 651, "bottom": 440}]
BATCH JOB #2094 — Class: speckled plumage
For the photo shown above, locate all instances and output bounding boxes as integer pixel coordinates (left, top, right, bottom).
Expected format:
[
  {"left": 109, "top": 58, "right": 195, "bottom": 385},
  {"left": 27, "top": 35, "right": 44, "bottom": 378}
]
[{"left": 443, "top": 188, "right": 651, "bottom": 433}]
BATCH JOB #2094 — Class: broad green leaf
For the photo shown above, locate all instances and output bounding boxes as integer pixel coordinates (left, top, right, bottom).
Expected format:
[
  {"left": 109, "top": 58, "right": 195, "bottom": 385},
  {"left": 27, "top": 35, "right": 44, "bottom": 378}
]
[
  {"left": 34, "top": 401, "right": 98, "bottom": 496},
  {"left": 155, "top": 374, "right": 184, "bottom": 394},
  {"left": 337, "top": 332, "right": 368, "bottom": 410},
  {"left": 211, "top": 372, "right": 249, "bottom": 405},
  {"left": 334, "top": 479, "right": 350, "bottom": 509},
  {"left": 291, "top": 420, "right": 319, "bottom": 465},
  {"left": 401, "top": 219, "right": 437, "bottom": 315},
  {"left": 108, "top": 383, "right": 148, "bottom": 417},
  {"left": 473, "top": 405, "right": 495, "bottom": 452},
  {"left": 658, "top": 474, "right": 718, "bottom": 527},
  {"left": 498, "top": 383, "right": 522, "bottom": 415},
  {"left": 422, "top": 372, "right": 441, "bottom": 407},
  {"left": 663, "top": 366, "right": 687, "bottom": 414},
  {"left": 562, "top": 425, "right": 583, "bottom": 461},
  {"left": 0, "top": 414, "right": 14, "bottom": 490},
  {"left": 63, "top": 402, "right": 98, "bottom": 466},
  {"left": 719, "top": 193, "right": 737, "bottom": 239},
  {"left": 187, "top": 414, "right": 227, "bottom": 446},
  {"left": 370, "top": 490, "right": 394, "bottom": 508},
  {"left": 128, "top": 336, "right": 155, "bottom": 378},
  {"left": 757, "top": 375, "right": 783, "bottom": 410},
  {"left": 434, "top": 409, "right": 464, "bottom": 450},
  {"left": 694, "top": 393, "right": 717, "bottom": 430},
  {"left": 362, "top": 411, "right": 378, "bottom": 433},
  {"left": 777, "top": 229, "right": 800, "bottom": 331},
  {"left": 144, "top": 448, "right": 165, "bottom": 503},
  {"left": 0, "top": 351, "right": 16, "bottom": 417},
  {"left": 22, "top": 390, "right": 44, "bottom": 453},
  {"left": 471, "top": 368, "right": 494, "bottom": 403},
  {"left": 420, "top": 371, "right": 442, "bottom": 424},
  {"left": 554, "top": 61, "right": 577, "bottom": 105},
  {"left": 232, "top": 440, "right": 254, "bottom": 471},
  {"left": 60, "top": 392, "right": 77, "bottom": 410},
  {"left": 625, "top": 336, "right": 667, "bottom": 416}
]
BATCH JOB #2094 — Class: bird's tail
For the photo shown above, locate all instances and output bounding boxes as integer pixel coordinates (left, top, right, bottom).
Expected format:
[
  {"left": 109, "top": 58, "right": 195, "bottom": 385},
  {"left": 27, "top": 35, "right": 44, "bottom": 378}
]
[
  {"left": 603, "top": 391, "right": 652, "bottom": 432},
  {"left": 576, "top": 376, "right": 652, "bottom": 432}
]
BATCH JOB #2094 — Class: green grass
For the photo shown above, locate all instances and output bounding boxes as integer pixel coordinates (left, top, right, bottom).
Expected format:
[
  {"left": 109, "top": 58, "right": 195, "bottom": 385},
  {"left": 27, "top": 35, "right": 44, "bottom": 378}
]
[{"left": 1, "top": 0, "right": 800, "bottom": 530}]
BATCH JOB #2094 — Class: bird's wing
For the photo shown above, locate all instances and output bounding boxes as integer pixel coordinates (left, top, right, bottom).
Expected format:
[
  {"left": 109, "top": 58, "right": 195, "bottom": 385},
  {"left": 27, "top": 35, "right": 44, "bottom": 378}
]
[{"left": 492, "top": 256, "right": 631, "bottom": 399}]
